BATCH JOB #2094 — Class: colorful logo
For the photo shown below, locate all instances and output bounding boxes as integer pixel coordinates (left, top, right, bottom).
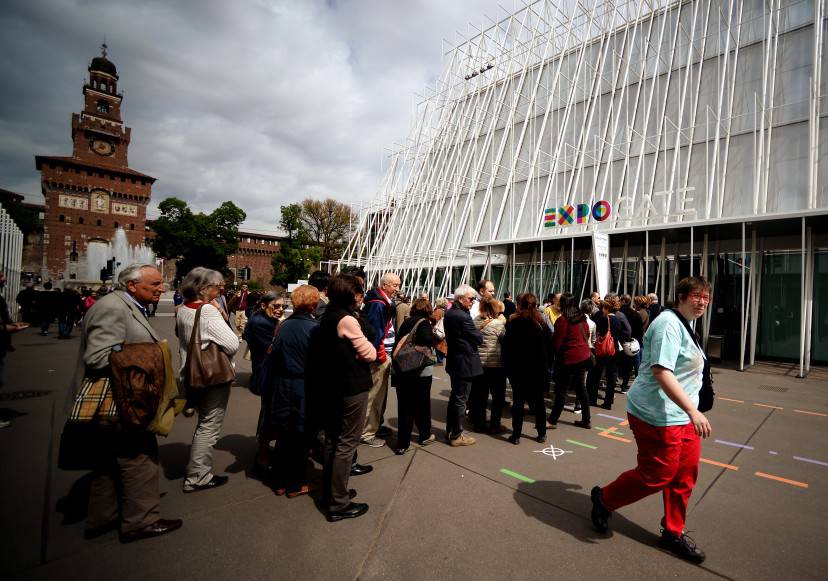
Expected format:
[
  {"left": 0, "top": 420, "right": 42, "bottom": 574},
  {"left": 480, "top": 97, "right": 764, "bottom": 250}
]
[{"left": 544, "top": 201, "right": 612, "bottom": 227}]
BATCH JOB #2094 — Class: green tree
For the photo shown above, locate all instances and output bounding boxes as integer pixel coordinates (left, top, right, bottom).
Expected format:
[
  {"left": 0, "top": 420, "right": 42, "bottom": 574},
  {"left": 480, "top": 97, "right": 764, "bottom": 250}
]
[
  {"left": 151, "top": 197, "right": 246, "bottom": 283},
  {"left": 270, "top": 203, "right": 322, "bottom": 287},
  {"left": 298, "top": 198, "right": 356, "bottom": 261}
]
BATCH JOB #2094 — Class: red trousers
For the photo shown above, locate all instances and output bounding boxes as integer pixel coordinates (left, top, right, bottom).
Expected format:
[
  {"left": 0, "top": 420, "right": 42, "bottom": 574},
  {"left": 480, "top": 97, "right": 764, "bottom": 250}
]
[{"left": 601, "top": 413, "right": 701, "bottom": 536}]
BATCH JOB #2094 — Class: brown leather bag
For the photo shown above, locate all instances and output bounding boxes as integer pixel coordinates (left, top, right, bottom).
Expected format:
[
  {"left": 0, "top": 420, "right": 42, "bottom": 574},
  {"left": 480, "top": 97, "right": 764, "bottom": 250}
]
[
  {"left": 109, "top": 342, "right": 165, "bottom": 428},
  {"left": 183, "top": 304, "right": 235, "bottom": 389}
]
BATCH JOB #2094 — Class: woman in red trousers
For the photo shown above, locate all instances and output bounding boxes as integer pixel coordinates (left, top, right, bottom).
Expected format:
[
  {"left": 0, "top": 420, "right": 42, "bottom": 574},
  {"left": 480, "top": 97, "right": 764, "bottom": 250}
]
[{"left": 590, "top": 276, "right": 713, "bottom": 564}]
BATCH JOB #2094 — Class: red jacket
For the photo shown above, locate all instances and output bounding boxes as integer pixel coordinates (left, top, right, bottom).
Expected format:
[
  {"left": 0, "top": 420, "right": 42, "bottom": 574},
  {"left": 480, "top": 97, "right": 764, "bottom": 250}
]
[{"left": 552, "top": 316, "right": 591, "bottom": 366}]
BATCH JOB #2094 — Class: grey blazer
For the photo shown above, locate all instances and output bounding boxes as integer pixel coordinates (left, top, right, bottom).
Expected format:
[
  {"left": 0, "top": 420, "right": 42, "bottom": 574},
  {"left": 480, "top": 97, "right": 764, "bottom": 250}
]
[{"left": 70, "top": 290, "right": 160, "bottom": 406}]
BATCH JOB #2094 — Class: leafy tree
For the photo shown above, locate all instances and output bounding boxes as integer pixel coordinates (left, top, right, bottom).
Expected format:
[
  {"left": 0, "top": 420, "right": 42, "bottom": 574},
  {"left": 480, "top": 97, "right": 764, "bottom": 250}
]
[
  {"left": 151, "top": 197, "right": 246, "bottom": 283},
  {"left": 271, "top": 203, "right": 321, "bottom": 287},
  {"left": 298, "top": 198, "right": 356, "bottom": 261}
]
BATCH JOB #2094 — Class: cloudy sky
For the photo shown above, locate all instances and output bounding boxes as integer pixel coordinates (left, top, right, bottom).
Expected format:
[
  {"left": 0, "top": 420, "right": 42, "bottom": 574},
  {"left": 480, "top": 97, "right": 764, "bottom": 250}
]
[{"left": 0, "top": 0, "right": 510, "bottom": 233}]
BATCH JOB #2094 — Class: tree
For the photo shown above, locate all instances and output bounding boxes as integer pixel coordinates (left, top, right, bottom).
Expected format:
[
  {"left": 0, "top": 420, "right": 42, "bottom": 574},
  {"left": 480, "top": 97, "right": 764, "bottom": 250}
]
[
  {"left": 270, "top": 203, "right": 321, "bottom": 287},
  {"left": 298, "top": 198, "right": 356, "bottom": 261},
  {"left": 151, "top": 197, "right": 246, "bottom": 283}
]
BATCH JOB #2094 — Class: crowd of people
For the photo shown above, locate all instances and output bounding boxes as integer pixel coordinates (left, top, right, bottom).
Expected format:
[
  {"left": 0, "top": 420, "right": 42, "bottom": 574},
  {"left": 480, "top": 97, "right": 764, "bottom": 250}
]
[{"left": 54, "top": 262, "right": 712, "bottom": 563}]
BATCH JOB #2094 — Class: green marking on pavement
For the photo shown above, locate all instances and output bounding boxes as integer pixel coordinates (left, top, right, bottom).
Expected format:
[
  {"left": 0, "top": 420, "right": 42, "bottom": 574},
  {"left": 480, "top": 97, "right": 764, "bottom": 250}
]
[
  {"left": 500, "top": 468, "right": 536, "bottom": 483},
  {"left": 566, "top": 439, "right": 597, "bottom": 450}
]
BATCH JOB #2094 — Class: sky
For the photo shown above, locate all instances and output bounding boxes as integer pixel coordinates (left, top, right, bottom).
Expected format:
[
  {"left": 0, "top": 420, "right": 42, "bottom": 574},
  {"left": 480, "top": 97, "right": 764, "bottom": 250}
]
[{"left": 0, "top": 0, "right": 510, "bottom": 234}]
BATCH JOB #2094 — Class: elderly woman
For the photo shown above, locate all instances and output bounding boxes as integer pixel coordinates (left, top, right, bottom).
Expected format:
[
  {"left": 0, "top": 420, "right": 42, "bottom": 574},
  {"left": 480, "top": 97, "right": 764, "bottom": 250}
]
[
  {"left": 470, "top": 298, "right": 507, "bottom": 434},
  {"left": 502, "top": 293, "right": 553, "bottom": 445},
  {"left": 591, "top": 277, "right": 712, "bottom": 564},
  {"left": 243, "top": 291, "right": 287, "bottom": 479},
  {"left": 392, "top": 297, "right": 440, "bottom": 455},
  {"left": 270, "top": 285, "right": 320, "bottom": 497},
  {"left": 308, "top": 275, "right": 376, "bottom": 521},
  {"left": 176, "top": 267, "right": 240, "bottom": 493}
]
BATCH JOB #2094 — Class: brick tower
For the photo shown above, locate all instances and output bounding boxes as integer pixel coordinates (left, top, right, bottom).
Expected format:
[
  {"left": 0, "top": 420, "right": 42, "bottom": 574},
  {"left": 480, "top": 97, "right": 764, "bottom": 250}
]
[{"left": 35, "top": 44, "right": 156, "bottom": 282}]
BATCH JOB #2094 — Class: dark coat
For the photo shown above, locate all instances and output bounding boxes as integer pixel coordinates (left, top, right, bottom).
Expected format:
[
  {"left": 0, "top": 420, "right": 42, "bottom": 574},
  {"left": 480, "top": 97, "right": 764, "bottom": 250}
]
[
  {"left": 502, "top": 316, "right": 554, "bottom": 385},
  {"left": 270, "top": 312, "right": 318, "bottom": 435},
  {"left": 243, "top": 311, "right": 279, "bottom": 396},
  {"left": 444, "top": 305, "right": 484, "bottom": 379},
  {"left": 363, "top": 288, "right": 395, "bottom": 351}
]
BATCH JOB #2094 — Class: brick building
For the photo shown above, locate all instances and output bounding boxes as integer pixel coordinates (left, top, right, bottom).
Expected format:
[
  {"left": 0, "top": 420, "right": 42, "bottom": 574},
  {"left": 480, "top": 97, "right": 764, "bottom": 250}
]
[
  {"left": 35, "top": 45, "right": 155, "bottom": 282},
  {"left": 229, "top": 231, "right": 284, "bottom": 289}
]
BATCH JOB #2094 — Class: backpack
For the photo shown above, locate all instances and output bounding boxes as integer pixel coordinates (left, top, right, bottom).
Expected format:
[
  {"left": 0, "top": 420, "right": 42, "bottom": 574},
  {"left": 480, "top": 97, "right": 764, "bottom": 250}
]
[{"left": 595, "top": 315, "right": 616, "bottom": 358}]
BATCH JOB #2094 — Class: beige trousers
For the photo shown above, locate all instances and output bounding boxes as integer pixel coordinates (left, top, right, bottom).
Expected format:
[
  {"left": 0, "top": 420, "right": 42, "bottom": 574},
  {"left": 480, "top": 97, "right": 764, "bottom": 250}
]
[{"left": 361, "top": 358, "right": 390, "bottom": 440}]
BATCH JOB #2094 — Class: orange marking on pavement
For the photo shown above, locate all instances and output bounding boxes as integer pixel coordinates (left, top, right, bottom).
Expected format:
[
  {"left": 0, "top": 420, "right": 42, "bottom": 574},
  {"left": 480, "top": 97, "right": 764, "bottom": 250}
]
[
  {"left": 619, "top": 420, "right": 629, "bottom": 427},
  {"left": 718, "top": 397, "right": 744, "bottom": 403},
  {"left": 754, "top": 471, "right": 808, "bottom": 489},
  {"left": 793, "top": 409, "right": 828, "bottom": 418},
  {"left": 700, "top": 458, "right": 739, "bottom": 471},
  {"left": 598, "top": 432, "right": 632, "bottom": 443},
  {"left": 753, "top": 403, "right": 783, "bottom": 410}
]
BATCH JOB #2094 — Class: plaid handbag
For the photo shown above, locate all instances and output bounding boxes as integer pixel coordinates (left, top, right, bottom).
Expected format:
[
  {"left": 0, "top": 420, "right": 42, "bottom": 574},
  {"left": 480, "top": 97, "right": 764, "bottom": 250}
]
[
  {"left": 59, "top": 376, "right": 119, "bottom": 471},
  {"left": 68, "top": 376, "right": 118, "bottom": 423}
]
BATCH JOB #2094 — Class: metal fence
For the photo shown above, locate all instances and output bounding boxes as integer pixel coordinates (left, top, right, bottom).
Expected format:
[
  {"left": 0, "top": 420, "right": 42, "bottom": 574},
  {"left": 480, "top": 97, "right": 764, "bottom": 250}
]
[{"left": 0, "top": 206, "right": 24, "bottom": 321}]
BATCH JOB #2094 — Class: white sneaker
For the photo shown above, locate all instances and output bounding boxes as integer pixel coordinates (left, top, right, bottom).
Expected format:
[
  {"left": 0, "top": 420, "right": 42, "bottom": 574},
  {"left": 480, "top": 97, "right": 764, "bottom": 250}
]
[
  {"left": 418, "top": 434, "right": 437, "bottom": 446},
  {"left": 361, "top": 436, "right": 386, "bottom": 448},
  {"left": 0, "top": 419, "right": 10, "bottom": 429}
]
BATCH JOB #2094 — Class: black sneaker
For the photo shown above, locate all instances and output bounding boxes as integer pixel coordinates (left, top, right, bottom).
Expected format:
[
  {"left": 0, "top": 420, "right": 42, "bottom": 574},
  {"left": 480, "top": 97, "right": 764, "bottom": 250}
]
[
  {"left": 590, "top": 486, "right": 611, "bottom": 533},
  {"left": 657, "top": 531, "right": 706, "bottom": 564}
]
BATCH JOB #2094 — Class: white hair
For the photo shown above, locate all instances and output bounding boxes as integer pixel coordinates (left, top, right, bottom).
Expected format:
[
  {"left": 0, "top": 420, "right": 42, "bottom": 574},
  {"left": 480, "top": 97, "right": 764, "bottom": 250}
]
[
  {"left": 116, "top": 263, "right": 158, "bottom": 290},
  {"left": 380, "top": 272, "right": 400, "bottom": 285},
  {"left": 647, "top": 293, "right": 659, "bottom": 301},
  {"left": 454, "top": 284, "right": 478, "bottom": 299}
]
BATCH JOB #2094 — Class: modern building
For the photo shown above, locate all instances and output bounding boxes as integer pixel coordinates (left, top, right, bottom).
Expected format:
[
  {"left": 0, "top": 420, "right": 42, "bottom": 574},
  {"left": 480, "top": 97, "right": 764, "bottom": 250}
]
[
  {"left": 35, "top": 45, "right": 155, "bottom": 282},
  {"left": 343, "top": 0, "right": 828, "bottom": 374}
]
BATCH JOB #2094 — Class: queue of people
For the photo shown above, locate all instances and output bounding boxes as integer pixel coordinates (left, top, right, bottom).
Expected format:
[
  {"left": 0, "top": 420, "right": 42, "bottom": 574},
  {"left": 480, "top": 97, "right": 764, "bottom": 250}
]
[{"left": 59, "top": 260, "right": 711, "bottom": 563}]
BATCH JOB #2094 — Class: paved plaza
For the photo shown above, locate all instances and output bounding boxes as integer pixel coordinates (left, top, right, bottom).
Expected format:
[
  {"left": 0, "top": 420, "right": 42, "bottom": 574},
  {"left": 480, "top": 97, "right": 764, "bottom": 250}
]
[{"left": 1, "top": 298, "right": 826, "bottom": 581}]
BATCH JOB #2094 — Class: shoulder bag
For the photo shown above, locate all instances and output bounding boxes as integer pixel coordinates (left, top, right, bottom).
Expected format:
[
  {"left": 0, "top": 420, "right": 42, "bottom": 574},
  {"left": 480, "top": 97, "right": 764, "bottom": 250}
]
[
  {"left": 249, "top": 320, "right": 281, "bottom": 396},
  {"left": 595, "top": 315, "right": 616, "bottom": 358},
  {"left": 183, "top": 304, "right": 235, "bottom": 390},
  {"left": 392, "top": 318, "right": 437, "bottom": 375}
]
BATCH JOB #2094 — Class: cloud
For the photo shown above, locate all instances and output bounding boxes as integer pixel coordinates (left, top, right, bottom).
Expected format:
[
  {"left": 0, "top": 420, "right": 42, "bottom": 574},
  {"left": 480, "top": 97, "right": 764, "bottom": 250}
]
[{"left": 0, "top": 0, "right": 506, "bottom": 232}]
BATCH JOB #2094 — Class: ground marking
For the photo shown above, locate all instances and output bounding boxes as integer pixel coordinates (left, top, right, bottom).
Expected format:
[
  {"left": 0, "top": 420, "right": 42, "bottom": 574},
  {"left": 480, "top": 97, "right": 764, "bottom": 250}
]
[
  {"left": 753, "top": 403, "right": 784, "bottom": 410},
  {"left": 566, "top": 439, "right": 597, "bottom": 450},
  {"left": 500, "top": 468, "right": 536, "bottom": 483},
  {"left": 715, "top": 439, "right": 755, "bottom": 451},
  {"left": 700, "top": 458, "right": 739, "bottom": 471},
  {"left": 619, "top": 420, "right": 629, "bottom": 427},
  {"left": 718, "top": 396, "right": 744, "bottom": 403},
  {"left": 793, "top": 409, "right": 828, "bottom": 418},
  {"left": 754, "top": 471, "right": 808, "bottom": 489},
  {"left": 533, "top": 444, "right": 573, "bottom": 460},
  {"left": 598, "top": 431, "right": 632, "bottom": 444},
  {"left": 597, "top": 412, "right": 625, "bottom": 421},
  {"left": 793, "top": 455, "right": 828, "bottom": 468},
  {"left": 768, "top": 451, "right": 779, "bottom": 455}
]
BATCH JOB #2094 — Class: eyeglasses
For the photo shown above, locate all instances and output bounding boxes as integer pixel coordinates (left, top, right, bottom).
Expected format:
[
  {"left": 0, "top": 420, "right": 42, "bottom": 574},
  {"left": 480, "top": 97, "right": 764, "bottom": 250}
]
[{"left": 688, "top": 292, "right": 711, "bottom": 303}]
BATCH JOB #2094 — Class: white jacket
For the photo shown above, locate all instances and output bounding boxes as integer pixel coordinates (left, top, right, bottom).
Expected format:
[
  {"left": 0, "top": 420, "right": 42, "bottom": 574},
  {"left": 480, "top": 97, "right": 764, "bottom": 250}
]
[{"left": 176, "top": 303, "right": 240, "bottom": 377}]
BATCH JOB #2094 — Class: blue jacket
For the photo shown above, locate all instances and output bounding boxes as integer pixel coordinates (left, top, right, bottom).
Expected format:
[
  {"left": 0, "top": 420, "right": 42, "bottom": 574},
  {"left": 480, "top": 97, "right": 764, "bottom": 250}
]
[
  {"left": 271, "top": 311, "right": 319, "bottom": 435},
  {"left": 444, "top": 304, "right": 484, "bottom": 379},
  {"left": 363, "top": 288, "right": 395, "bottom": 351}
]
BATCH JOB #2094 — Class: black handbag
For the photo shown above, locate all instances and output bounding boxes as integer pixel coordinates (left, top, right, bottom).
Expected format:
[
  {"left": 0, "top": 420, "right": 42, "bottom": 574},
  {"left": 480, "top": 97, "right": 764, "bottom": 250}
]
[
  {"left": 58, "top": 420, "right": 117, "bottom": 471},
  {"left": 392, "top": 319, "right": 436, "bottom": 375}
]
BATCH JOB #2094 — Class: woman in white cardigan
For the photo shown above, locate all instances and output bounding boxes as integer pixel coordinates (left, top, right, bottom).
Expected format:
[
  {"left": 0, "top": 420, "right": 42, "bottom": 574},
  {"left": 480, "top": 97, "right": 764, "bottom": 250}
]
[{"left": 176, "top": 267, "right": 240, "bottom": 493}]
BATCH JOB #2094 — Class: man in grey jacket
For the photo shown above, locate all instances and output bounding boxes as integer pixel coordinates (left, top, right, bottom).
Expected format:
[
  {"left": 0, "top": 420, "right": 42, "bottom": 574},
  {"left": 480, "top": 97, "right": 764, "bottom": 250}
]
[{"left": 74, "top": 263, "right": 182, "bottom": 543}]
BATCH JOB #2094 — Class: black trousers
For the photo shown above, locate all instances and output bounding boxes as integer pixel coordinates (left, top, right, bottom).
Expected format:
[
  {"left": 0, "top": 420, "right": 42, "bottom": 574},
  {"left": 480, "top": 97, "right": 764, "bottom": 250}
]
[
  {"left": 446, "top": 375, "right": 473, "bottom": 440},
  {"left": 510, "top": 379, "right": 546, "bottom": 438},
  {"left": 469, "top": 367, "right": 507, "bottom": 428},
  {"left": 323, "top": 392, "right": 368, "bottom": 512},
  {"left": 274, "top": 430, "right": 307, "bottom": 492},
  {"left": 395, "top": 375, "right": 433, "bottom": 450},
  {"left": 589, "top": 356, "right": 617, "bottom": 406},
  {"left": 549, "top": 359, "right": 591, "bottom": 425}
]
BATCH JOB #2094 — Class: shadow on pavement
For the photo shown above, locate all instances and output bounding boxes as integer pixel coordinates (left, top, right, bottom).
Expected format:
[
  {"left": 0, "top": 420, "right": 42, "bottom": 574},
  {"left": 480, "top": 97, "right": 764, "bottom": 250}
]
[
  {"left": 158, "top": 442, "right": 190, "bottom": 481},
  {"left": 55, "top": 472, "right": 93, "bottom": 525},
  {"left": 215, "top": 433, "right": 258, "bottom": 474},
  {"left": 513, "top": 480, "right": 660, "bottom": 547}
]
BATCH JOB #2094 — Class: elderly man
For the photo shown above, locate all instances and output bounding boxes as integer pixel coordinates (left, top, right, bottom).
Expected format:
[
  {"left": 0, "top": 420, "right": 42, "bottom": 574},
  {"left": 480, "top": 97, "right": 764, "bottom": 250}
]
[
  {"left": 469, "top": 279, "right": 494, "bottom": 320},
  {"left": 444, "top": 284, "right": 484, "bottom": 446},
  {"left": 75, "top": 263, "right": 182, "bottom": 543},
  {"left": 360, "top": 272, "right": 400, "bottom": 448},
  {"left": 647, "top": 292, "right": 663, "bottom": 321}
]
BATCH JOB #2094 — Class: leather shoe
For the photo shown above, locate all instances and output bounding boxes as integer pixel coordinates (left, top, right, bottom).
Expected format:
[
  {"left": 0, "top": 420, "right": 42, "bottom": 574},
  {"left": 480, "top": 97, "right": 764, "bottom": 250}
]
[
  {"left": 120, "top": 519, "right": 182, "bottom": 543},
  {"left": 508, "top": 435, "right": 520, "bottom": 445},
  {"left": 327, "top": 502, "right": 369, "bottom": 522},
  {"left": 183, "top": 474, "right": 228, "bottom": 493},
  {"left": 350, "top": 463, "right": 373, "bottom": 476}
]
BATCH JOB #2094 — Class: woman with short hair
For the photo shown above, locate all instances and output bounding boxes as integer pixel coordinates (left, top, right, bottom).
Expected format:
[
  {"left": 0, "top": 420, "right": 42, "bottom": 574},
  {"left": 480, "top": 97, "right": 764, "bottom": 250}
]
[
  {"left": 308, "top": 275, "right": 376, "bottom": 521},
  {"left": 243, "top": 291, "right": 286, "bottom": 479},
  {"left": 270, "top": 284, "right": 320, "bottom": 497},
  {"left": 392, "top": 297, "right": 440, "bottom": 454},
  {"left": 591, "top": 277, "right": 712, "bottom": 564},
  {"left": 502, "top": 293, "right": 553, "bottom": 445},
  {"left": 176, "top": 267, "right": 240, "bottom": 493},
  {"left": 470, "top": 297, "right": 507, "bottom": 434}
]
